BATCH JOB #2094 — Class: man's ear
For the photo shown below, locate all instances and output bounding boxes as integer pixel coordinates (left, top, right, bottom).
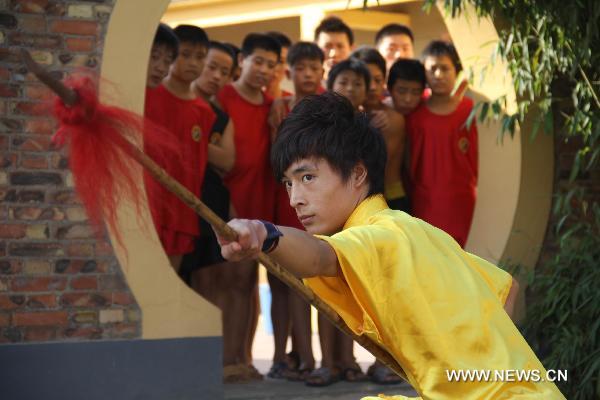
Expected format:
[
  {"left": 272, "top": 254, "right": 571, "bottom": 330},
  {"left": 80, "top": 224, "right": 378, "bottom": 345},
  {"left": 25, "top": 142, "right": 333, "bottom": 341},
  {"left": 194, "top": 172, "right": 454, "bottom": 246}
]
[
  {"left": 352, "top": 162, "right": 368, "bottom": 188},
  {"left": 237, "top": 52, "right": 245, "bottom": 68}
]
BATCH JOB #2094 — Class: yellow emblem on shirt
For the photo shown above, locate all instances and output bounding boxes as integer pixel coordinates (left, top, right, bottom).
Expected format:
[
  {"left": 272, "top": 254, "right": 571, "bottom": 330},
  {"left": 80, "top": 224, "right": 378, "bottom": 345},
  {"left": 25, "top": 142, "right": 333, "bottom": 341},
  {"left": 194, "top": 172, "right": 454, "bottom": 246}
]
[
  {"left": 191, "top": 125, "right": 202, "bottom": 142},
  {"left": 458, "top": 137, "right": 469, "bottom": 153}
]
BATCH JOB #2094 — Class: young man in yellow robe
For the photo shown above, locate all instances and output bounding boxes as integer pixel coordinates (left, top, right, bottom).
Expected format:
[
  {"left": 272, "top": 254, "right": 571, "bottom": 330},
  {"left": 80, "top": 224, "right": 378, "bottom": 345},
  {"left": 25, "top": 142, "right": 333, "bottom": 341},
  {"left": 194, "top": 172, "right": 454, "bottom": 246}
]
[{"left": 215, "top": 92, "right": 565, "bottom": 400}]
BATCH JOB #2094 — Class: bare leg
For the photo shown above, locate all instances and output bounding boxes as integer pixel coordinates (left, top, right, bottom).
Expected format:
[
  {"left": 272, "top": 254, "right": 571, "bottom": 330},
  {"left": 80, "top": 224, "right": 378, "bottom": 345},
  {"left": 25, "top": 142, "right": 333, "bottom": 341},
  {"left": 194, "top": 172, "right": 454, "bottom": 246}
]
[
  {"left": 317, "top": 314, "right": 337, "bottom": 369},
  {"left": 168, "top": 255, "right": 183, "bottom": 274},
  {"left": 290, "top": 291, "right": 314, "bottom": 369},
  {"left": 267, "top": 273, "right": 290, "bottom": 364},
  {"left": 190, "top": 267, "right": 217, "bottom": 305},
  {"left": 219, "top": 259, "right": 257, "bottom": 367}
]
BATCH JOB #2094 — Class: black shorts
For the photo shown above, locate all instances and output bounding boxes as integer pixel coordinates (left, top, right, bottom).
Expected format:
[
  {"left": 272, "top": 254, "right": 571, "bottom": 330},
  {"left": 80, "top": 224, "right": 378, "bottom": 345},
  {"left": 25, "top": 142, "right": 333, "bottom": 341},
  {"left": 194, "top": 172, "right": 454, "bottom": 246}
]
[{"left": 179, "top": 168, "right": 229, "bottom": 282}]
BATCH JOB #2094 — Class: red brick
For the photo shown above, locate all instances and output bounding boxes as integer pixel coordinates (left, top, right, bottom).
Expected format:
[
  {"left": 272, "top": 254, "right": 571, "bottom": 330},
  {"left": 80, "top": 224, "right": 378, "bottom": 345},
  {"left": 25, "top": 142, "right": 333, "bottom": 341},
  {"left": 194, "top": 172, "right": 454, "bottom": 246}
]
[
  {"left": 19, "top": 14, "right": 47, "bottom": 33},
  {"left": 12, "top": 136, "right": 52, "bottom": 151},
  {"left": 26, "top": 294, "right": 57, "bottom": 309},
  {"left": 8, "top": 32, "right": 62, "bottom": 49},
  {"left": 20, "top": 154, "right": 48, "bottom": 169},
  {"left": 12, "top": 101, "right": 50, "bottom": 117},
  {"left": 0, "top": 83, "right": 19, "bottom": 97},
  {"left": 57, "top": 224, "right": 95, "bottom": 239},
  {"left": 63, "top": 326, "right": 103, "bottom": 339},
  {"left": 0, "top": 67, "right": 10, "bottom": 80},
  {"left": 0, "top": 224, "right": 27, "bottom": 239},
  {"left": 0, "top": 153, "right": 18, "bottom": 168},
  {"left": 0, "top": 259, "right": 22, "bottom": 274},
  {"left": 12, "top": 207, "right": 43, "bottom": 220},
  {"left": 0, "top": 313, "right": 10, "bottom": 327},
  {"left": 55, "top": 259, "right": 95, "bottom": 274},
  {"left": 65, "top": 37, "right": 94, "bottom": 52},
  {"left": 95, "top": 240, "right": 113, "bottom": 256},
  {"left": 12, "top": 0, "right": 49, "bottom": 13},
  {"left": 65, "top": 243, "right": 94, "bottom": 257},
  {"left": 112, "top": 292, "right": 135, "bottom": 306},
  {"left": 24, "top": 118, "right": 55, "bottom": 135},
  {"left": 24, "top": 326, "right": 56, "bottom": 341},
  {"left": 60, "top": 292, "right": 109, "bottom": 308},
  {"left": 13, "top": 311, "right": 68, "bottom": 326},
  {"left": 11, "top": 276, "right": 67, "bottom": 292},
  {"left": 11, "top": 0, "right": 65, "bottom": 15},
  {"left": 24, "top": 84, "right": 52, "bottom": 101},
  {"left": 0, "top": 295, "right": 23, "bottom": 310},
  {"left": 8, "top": 242, "right": 63, "bottom": 257},
  {"left": 70, "top": 276, "right": 97, "bottom": 290},
  {"left": 49, "top": 190, "right": 79, "bottom": 204},
  {"left": 108, "top": 323, "right": 138, "bottom": 338},
  {"left": 50, "top": 20, "right": 98, "bottom": 36}
]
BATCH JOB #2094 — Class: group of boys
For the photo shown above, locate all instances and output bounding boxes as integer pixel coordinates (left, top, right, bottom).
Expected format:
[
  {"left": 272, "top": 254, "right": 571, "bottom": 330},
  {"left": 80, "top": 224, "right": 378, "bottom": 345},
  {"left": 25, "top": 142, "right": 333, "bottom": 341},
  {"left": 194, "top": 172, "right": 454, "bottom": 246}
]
[{"left": 143, "top": 16, "right": 481, "bottom": 389}]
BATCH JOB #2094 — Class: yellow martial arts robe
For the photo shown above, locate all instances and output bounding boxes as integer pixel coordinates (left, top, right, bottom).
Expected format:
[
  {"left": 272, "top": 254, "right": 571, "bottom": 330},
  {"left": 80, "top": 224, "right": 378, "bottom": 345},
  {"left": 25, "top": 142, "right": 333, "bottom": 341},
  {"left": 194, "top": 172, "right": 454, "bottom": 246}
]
[{"left": 305, "top": 195, "right": 565, "bottom": 400}]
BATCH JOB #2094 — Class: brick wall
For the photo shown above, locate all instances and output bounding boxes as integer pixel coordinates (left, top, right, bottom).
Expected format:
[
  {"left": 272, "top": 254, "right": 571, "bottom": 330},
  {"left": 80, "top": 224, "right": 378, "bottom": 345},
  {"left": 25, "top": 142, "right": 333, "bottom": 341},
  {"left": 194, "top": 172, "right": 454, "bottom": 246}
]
[{"left": 0, "top": 0, "right": 141, "bottom": 343}]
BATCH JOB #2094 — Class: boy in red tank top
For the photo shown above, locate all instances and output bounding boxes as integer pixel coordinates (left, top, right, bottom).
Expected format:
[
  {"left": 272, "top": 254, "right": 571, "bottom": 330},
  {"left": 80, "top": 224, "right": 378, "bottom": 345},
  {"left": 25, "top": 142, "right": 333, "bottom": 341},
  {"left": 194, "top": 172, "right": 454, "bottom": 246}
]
[
  {"left": 145, "top": 25, "right": 215, "bottom": 271},
  {"left": 216, "top": 32, "right": 281, "bottom": 382},
  {"left": 406, "top": 41, "right": 478, "bottom": 248}
]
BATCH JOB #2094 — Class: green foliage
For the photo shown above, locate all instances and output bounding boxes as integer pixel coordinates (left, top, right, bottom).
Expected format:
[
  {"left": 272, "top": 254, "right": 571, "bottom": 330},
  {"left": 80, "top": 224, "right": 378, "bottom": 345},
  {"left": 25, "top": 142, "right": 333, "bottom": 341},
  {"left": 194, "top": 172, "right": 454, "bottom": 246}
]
[{"left": 425, "top": 1, "right": 600, "bottom": 398}]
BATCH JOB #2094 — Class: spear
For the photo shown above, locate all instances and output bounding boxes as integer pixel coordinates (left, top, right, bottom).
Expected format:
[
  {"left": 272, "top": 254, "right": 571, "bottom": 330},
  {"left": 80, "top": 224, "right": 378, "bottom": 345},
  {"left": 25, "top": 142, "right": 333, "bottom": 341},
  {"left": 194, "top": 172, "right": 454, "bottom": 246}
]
[{"left": 20, "top": 49, "right": 409, "bottom": 382}]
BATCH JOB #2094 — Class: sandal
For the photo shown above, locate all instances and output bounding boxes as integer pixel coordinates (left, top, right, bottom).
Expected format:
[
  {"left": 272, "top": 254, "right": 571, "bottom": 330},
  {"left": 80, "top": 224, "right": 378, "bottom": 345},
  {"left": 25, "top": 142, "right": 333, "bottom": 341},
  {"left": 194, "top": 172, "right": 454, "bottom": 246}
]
[
  {"left": 305, "top": 366, "right": 341, "bottom": 387},
  {"left": 341, "top": 362, "right": 368, "bottom": 382},
  {"left": 244, "top": 364, "right": 264, "bottom": 381},
  {"left": 267, "top": 361, "right": 289, "bottom": 379},
  {"left": 284, "top": 350, "right": 300, "bottom": 370},
  {"left": 284, "top": 362, "right": 314, "bottom": 381},
  {"left": 367, "top": 364, "right": 403, "bottom": 385},
  {"left": 223, "top": 364, "right": 251, "bottom": 384}
]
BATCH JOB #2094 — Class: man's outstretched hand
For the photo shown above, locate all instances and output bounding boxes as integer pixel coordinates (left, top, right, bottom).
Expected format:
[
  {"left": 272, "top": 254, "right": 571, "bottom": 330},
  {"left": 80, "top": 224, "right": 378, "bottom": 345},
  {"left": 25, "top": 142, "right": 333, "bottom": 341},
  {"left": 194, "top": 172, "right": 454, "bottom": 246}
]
[{"left": 216, "top": 219, "right": 267, "bottom": 262}]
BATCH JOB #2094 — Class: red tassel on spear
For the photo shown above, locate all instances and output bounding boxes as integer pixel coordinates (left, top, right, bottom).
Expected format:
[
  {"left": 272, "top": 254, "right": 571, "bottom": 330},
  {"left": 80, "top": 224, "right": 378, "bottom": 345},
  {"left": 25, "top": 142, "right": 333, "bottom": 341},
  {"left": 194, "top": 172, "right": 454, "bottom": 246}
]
[{"left": 20, "top": 49, "right": 408, "bottom": 382}]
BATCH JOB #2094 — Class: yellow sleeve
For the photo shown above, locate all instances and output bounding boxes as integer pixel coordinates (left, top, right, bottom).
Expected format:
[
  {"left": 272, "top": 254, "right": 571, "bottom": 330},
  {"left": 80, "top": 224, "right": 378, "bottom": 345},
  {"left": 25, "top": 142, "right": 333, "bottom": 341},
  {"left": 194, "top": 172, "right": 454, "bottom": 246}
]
[
  {"left": 466, "top": 253, "right": 513, "bottom": 305},
  {"left": 304, "top": 225, "right": 401, "bottom": 341}
]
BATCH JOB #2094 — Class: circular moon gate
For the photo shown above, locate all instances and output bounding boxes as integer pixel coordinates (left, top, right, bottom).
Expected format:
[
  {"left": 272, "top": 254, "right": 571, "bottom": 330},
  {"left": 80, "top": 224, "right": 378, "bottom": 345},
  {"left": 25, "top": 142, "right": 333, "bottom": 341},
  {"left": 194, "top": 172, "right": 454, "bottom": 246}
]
[{"left": 100, "top": 0, "right": 552, "bottom": 338}]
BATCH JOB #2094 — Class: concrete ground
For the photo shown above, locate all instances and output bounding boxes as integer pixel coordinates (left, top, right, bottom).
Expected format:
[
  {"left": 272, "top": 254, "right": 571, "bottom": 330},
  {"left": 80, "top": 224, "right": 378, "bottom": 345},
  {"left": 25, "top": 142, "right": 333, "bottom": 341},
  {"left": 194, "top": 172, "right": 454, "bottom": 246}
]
[{"left": 224, "top": 310, "right": 418, "bottom": 400}]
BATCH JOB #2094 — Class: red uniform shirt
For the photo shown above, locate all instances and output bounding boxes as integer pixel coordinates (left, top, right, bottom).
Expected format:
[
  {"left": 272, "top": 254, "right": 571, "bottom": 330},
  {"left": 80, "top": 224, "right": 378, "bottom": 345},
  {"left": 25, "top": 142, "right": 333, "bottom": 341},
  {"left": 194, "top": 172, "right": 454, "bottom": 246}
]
[
  {"left": 144, "top": 85, "right": 215, "bottom": 237},
  {"left": 217, "top": 84, "right": 275, "bottom": 220},
  {"left": 406, "top": 97, "right": 478, "bottom": 247}
]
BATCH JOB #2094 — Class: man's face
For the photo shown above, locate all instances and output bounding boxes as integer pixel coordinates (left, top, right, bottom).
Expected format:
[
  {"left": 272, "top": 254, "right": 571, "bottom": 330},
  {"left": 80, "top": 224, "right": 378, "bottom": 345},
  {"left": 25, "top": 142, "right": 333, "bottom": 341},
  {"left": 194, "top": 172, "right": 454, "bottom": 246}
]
[
  {"left": 239, "top": 48, "right": 279, "bottom": 90},
  {"left": 377, "top": 34, "right": 414, "bottom": 71},
  {"left": 424, "top": 54, "right": 457, "bottom": 97},
  {"left": 390, "top": 79, "right": 423, "bottom": 115},
  {"left": 282, "top": 158, "right": 360, "bottom": 235},
  {"left": 332, "top": 70, "right": 367, "bottom": 110},
  {"left": 170, "top": 42, "right": 207, "bottom": 83},
  {"left": 289, "top": 58, "right": 324, "bottom": 95},
  {"left": 195, "top": 48, "right": 233, "bottom": 96},
  {"left": 270, "top": 46, "right": 289, "bottom": 88},
  {"left": 365, "top": 64, "right": 385, "bottom": 108},
  {"left": 147, "top": 44, "right": 175, "bottom": 88},
  {"left": 316, "top": 32, "right": 352, "bottom": 77}
]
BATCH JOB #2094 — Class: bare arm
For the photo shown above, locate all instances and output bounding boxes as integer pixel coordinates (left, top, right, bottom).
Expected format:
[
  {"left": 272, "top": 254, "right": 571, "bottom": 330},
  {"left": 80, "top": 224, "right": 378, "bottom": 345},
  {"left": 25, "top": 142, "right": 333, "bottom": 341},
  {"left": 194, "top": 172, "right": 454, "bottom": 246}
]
[
  {"left": 216, "top": 219, "right": 339, "bottom": 278},
  {"left": 207, "top": 119, "right": 236, "bottom": 173}
]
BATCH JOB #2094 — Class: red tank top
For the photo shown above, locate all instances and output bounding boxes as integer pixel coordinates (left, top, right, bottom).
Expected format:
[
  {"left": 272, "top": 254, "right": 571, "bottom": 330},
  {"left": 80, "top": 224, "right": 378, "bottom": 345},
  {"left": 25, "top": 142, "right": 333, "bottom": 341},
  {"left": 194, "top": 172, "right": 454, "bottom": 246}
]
[
  {"left": 144, "top": 85, "right": 215, "bottom": 235},
  {"left": 217, "top": 84, "right": 275, "bottom": 220},
  {"left": 406, "top": 97, "right": 478, "bottom": 247}
]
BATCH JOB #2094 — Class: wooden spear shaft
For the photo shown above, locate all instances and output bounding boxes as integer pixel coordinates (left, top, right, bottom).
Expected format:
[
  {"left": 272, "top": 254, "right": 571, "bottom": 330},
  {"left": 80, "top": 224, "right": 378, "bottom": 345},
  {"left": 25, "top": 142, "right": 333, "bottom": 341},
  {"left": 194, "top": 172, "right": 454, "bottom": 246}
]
[{"left": 21, "top": 49, "right": 408, "bottom": 382}]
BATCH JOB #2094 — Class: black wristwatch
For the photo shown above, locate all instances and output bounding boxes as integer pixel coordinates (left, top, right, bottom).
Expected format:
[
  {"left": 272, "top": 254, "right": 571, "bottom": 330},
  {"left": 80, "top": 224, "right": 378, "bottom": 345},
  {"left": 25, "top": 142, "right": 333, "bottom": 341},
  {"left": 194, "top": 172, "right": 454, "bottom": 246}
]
[{"left": 260, "top": 220, "right": 283, "bottom": 253}]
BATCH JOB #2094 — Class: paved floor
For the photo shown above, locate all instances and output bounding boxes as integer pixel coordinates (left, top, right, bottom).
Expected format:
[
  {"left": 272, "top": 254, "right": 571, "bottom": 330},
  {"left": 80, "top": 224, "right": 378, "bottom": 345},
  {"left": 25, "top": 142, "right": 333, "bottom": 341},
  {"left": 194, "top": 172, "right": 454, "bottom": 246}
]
[{"left": 223, "top": 313, "right": 419, "bottom": 400}]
